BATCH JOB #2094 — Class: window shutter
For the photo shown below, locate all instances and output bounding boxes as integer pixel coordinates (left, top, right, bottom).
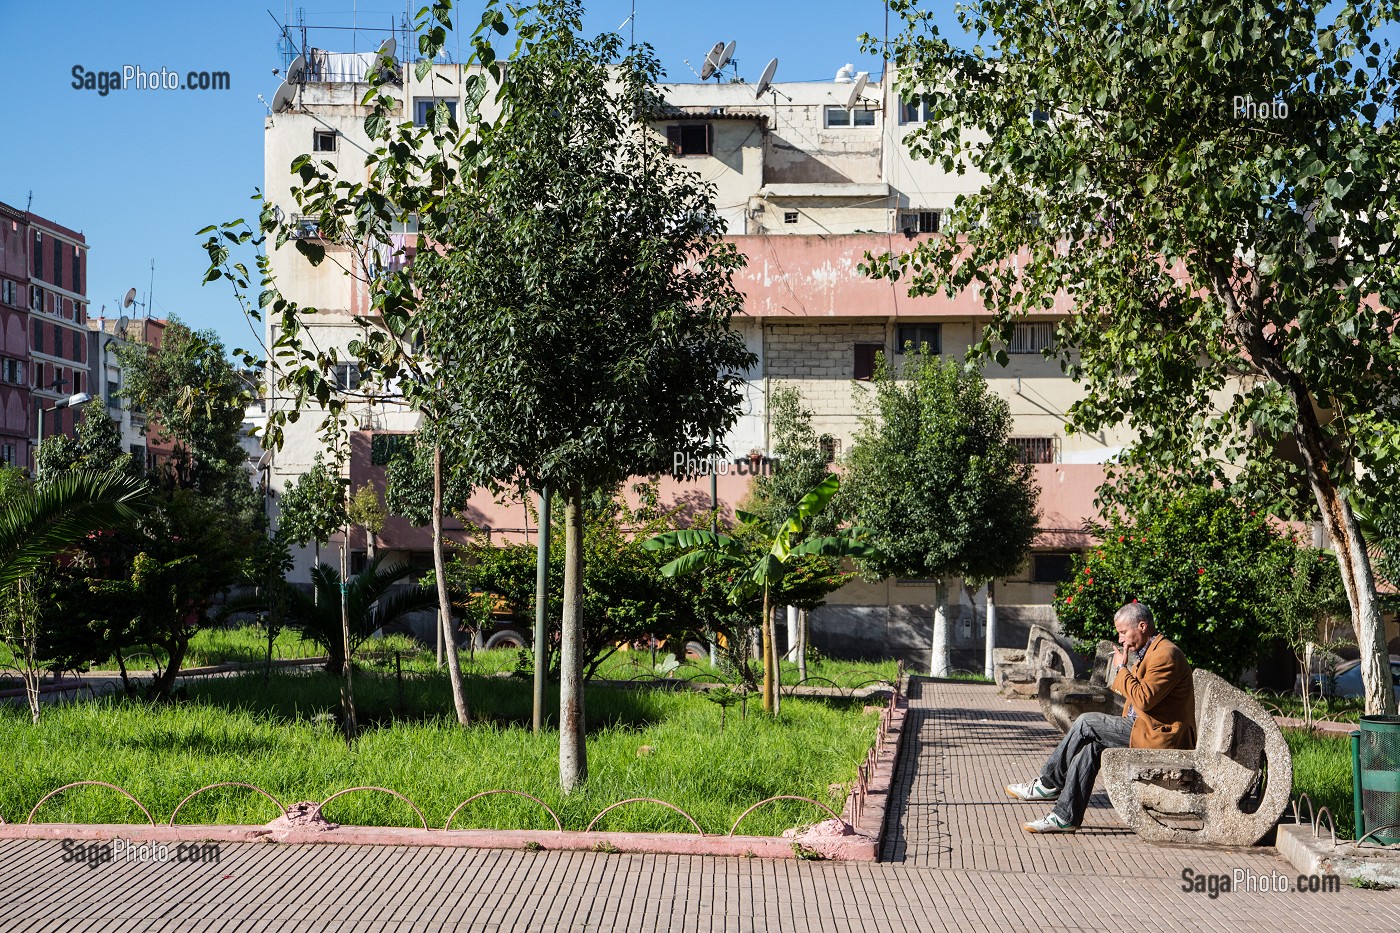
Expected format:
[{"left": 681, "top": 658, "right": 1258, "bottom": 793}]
[
  {"left": 666, "top": 125, "right": 682, "bottom": 155},
  {"left": 705, "top": 122, "right": 714, "bottom": 155}
]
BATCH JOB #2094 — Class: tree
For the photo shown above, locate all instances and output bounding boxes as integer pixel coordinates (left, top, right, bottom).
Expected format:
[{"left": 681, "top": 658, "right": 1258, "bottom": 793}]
[
  {"left": 874, "top": 0, "right": 1400, "bottom": 712},
  {"left": 0, "top": 467, "right": 147, "bottom": 721},
  {"left": 842, "top": 351, "right": 1038, "bottom": 677},
  {"left": 1053, "top": 487, "right": 1308, "bottom": 683},
  {"left": 1259, "top": 539, "right": 1349, "bottom": 723},
  {"left": 646, "top": 474, "right": 876, "bottom": 714},
  {"left": 413, "top": 1, "right": 755, "bottom": 790},
  {"left": 743, "top": 387, "right": 848, "bottom": 674},
  {"left": 111, "top": 321, "right": 262, "bottom": 700},
  {"left": 284, "top": 557, "right": 437, "bottom": 675},
  {"left": 276, "top": 453, "right": 345, "bottom": 562},
  {"left": 347, "top": 485, "right": 387, "bottom": 564}
]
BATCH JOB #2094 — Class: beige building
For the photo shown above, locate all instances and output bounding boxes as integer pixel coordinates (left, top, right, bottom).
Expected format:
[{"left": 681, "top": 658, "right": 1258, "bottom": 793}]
[{"left": 262, "top": 53, "right": 1131, "bottom": 668}]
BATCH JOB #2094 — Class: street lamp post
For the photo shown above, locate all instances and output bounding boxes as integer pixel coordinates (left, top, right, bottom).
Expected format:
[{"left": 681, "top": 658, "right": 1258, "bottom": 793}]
[{"left": 35, "top": 392, "right": 93, "bottom": 478}]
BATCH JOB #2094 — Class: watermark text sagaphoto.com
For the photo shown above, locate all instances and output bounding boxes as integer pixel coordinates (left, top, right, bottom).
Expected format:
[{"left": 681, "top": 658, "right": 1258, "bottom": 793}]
[
  {"left": 1181, "top": 867, "right": 1340, "bottom": 897},
  {"left": 60, "top": 838, "right": 221, "bottom": 868},
  {"left": 72, "top": 65, "right": 231, "bottom": 96}
]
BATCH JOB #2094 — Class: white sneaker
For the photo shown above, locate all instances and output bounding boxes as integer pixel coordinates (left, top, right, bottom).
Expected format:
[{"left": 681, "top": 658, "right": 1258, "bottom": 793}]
[
  {"left": 1024, "top": 813, "right": 1078, "bottom": 833},
  {"left": 1005, "top": 778, "right": 1059, "bottom": 801}
]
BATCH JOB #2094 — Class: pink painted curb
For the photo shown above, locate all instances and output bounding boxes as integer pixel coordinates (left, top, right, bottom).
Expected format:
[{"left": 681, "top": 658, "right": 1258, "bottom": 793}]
[{"left": 0, "top": 823, "right": 877, "bottom": 860}]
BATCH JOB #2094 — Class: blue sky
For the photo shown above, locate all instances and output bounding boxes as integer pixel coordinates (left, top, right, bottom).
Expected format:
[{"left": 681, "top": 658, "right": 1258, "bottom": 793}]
[{"left": 1, "top": 0, "right": 938, "bottom": 354}]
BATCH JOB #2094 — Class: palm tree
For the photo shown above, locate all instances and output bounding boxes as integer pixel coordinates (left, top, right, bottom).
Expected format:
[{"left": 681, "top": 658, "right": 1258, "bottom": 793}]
[
  {"left": 284, "top": 556, "right": 439, "bottom": 674},
  {"left": 644, "top": 474, "right": 876, "bottom": 714},
  {"left": 0, "top": 470, "right": 149, "bottom": 586}
]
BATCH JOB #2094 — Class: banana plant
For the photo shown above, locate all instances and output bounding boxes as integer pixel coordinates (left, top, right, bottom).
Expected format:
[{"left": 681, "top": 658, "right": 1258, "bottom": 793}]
[{"left": 644, "top": 473, "right": 876, "bottom": 715}]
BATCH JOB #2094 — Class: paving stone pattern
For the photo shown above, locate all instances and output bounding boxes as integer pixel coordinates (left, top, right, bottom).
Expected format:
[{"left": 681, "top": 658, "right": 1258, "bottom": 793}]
[{"left": 2, "top": 678, "right": 1398, "bottom": 932}]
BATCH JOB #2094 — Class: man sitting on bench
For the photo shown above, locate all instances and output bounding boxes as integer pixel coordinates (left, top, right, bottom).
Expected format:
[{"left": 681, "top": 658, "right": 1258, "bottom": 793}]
[{"left": 1004, "top": 601, "right": 1196, "bottom": 833}]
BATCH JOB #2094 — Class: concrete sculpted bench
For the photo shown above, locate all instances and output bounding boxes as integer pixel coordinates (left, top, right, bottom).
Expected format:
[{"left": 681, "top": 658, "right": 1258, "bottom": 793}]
[
  {"left": 1036, "top": 640, "right": 1125, "bottom": 733},
  {"left": 1101, "top": 669, "right": 1292, "bottom": 846},
  {"left": 992, "top": 624, "right": 1080, "bottom": 699}
]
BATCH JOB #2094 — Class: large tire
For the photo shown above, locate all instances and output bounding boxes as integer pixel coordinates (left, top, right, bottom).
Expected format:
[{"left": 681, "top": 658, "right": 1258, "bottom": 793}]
[
  {"left": 684, "top": 640, "right": 707, "bottom": 660},
  {"left": 483, "top": 629, "right": 529, "bottom": 650}
]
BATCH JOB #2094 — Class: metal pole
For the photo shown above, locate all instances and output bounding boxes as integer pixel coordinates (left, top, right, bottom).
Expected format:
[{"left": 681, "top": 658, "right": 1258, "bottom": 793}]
[
  {"left": 710, "top": 436, "right": 719, "bottom": 668},
  {"left": 533, "top": 486, "right": 550, "bottom": 733},
  {"left": 34, "top": 407, "right": 43, "bottom": 478},
  {"left": 1352, "top": 729, "right": 1365, "bottom": 842}
]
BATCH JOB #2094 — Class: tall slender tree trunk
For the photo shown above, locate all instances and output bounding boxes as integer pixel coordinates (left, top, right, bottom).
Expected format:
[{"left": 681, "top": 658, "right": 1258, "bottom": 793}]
[
  {"left": 433, "top": 444, "right": 470, "bottom": 726},
  {"left": 1277, "top": 377, "right": 1396, "bottom": 715},
  {"left": 761, "top": 585, "right": 776, "bottom": 714},
  {"left": 929, "top": 578, "right": 950, "bottom": 678},
  {"left": 785, "top": 605, "right": 800, "bottom": 662},
  {"left": 559, "top": 488, "right": 587, "bottom": 792},
  {"left": 339, "top": 510, "right": 358, "bottom": 743},
  {"left": 983, "top": 580, "right": 998, "bottom": 680}
]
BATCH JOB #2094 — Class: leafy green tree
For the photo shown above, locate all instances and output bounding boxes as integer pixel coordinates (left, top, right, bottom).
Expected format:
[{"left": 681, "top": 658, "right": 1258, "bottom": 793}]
[
  {"left": 843, "top": 351, "right": 1038, "bottom": 676},
  {"left": 1054, "top": 487, "right": 1304, "bottom": 683},
  {"left": 744, "top": 387, "right": 850, "bottom": 673},
  {"left": 874, "top": 0, "right": 1400, "bottom": 712},
  {"left": 646, "top": 474, "right": 875, "bottom": 714},
  {"left": 1259, "top": 540, "right": 1349, "bottom": 722},
  {"left": 277, "top": 452, "right": 346, "bottom": 562},
  {"left": 347, "top": 485, "right": 387, "bottom": 564},
  {"left": 412, "top": 2, "right": 754, "bottom": 789},
  {"left": 35, "top": 405, "right": 139, "bottom": 480}
]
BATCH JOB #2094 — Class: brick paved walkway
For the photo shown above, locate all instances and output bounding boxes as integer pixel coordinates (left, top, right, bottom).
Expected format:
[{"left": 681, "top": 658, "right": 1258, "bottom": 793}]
[{"left": 2, "top": 678, "right": 1398, "bottom": 932}]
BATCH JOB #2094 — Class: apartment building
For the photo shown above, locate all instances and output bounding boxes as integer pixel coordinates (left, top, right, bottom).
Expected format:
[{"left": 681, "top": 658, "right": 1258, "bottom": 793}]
[
  {"left": 262, "top": 52, "right": 1126, "bottom": 667},
  {"left": 0, "top": 200, "right": 94, "bottom": 471}
]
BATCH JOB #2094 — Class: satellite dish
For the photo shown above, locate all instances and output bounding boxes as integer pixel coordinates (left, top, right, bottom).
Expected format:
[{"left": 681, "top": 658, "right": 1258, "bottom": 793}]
[
  {"left": 845, "top": 72, "right": 869, "bottom": 111},
  {"left": 286, "top": 54, "right": 306, "bottom": 84},
  {"left": 115, "top": 316, "right": 129, "bottom": 338},
  {"left": 715, "top": 41, "right": 736, "bottom": 72},
  {"left": 271, "top": 79, "right": 295, "bottom": 113},
  {"left": 700, "top": 42, "right": 724, "bottom": 80},
  {"left": 754, "top": 58, "right": 778, "bottom": 99},
  {"left": 122, "top": 287, "right": 137, "bottom": 308},
  {"left": 369, "top": 37, "right": 397, "bottom": 81}
]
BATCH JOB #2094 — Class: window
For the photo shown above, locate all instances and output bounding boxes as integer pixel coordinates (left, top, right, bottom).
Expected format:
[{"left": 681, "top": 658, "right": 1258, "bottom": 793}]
[
  {"left": 289, "top": 214, "right": 320, "bottom": 239},
  {"left": 31, "top": 319, "right": 42, "bottom": 354},
  {"left": 32, "top": 231, "right": 42, "bottom": 279},
  {"left": 73, "top": 252, "right": 82, "bottom": 293},
  {"left": 900, "top": 99, "right": 931, "bottom": 124},
  {"left": 413, "top": 98, "right": 457, "bottom": 127},
  {"left": 1009, "top": 322, "right": 1056, "bottom": 354},
  {"left": 1, "top": 280, "right": 13, "bottom": 305},
  {"left": 665, "top": 123, "right": 713, "bottom": 156},
  {"left": 895, "top": 324, "right": 941, "bottom": 354},
  {"left": 854, "top": 343, "right": 884, "bottom": 381},
  {"left": 825, "top": 106, "right": 875, "bottom": 128},
  {"left": 2, "top": 359, "right": 24, "bottom": 384},
  {"left": 819, "top": 435, "right": 842, "bottom": 463},
  {"left": 1011, "top": 436, "right": 1058, "bottom": 464},
  {"left": 30, "top": 286, "right": 41, "bottom": 312},
  {"left": 72, "top": 328, "right": 82, "bottom": 360},
  {"left": 53, "top": 240, "right": 62, "bottom": 288},
  {"left": 107, "top": 380, "right": 120, "bottom": 403},
  {"left": 313, "top": 129, "right": 338, "bottom": 152},
  {"left": 899, "top": 210, "right": 941, "bottom": 235},
  {"left": 1, "top": 444, "right": 13, "bottom": 466},
  {"left": 333, "top": 362, "right": 361, "bottom": 392},
  {"left": 1032, "top": 553, "right": 1076, "bottom": 584},
  {"left": 783, "top": 211, "right": 799, "bottom": 224},
  {"left": 370, "top": 432, "right": 414, "bottom": 465},
  {"left": 54, "top": 295, "right": 65, "bottom": 318}
]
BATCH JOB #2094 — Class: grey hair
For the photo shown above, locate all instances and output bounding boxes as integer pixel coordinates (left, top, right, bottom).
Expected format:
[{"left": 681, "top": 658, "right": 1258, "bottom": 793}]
[{"left": 1114, "top": 602, "right": 1154, "bottom": 629}]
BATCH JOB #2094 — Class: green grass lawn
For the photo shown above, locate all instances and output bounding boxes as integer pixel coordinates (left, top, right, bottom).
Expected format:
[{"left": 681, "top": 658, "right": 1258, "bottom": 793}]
[
  {"left": 1286, "top": 727, "right": 1357, "bottom": 839},
  {"left": 0, "top": 669, "right": 879, "bottom": 836}
]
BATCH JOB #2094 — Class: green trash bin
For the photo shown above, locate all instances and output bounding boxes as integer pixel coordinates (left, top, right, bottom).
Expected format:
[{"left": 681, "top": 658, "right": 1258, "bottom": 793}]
[{"left": 1352, "top": 716, "right": 1400, "bottom": 845}]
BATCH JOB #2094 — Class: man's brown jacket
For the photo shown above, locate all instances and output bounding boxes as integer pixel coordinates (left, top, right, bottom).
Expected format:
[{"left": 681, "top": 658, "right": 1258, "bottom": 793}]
[{"left": 1110, "top": 636, "right": 1196, "bottom": 750}]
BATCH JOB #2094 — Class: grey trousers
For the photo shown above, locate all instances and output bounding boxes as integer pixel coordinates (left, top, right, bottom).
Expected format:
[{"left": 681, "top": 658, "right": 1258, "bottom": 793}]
[{"left": 1038, "top": 712, "right": 1132, "bottom": 826}]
